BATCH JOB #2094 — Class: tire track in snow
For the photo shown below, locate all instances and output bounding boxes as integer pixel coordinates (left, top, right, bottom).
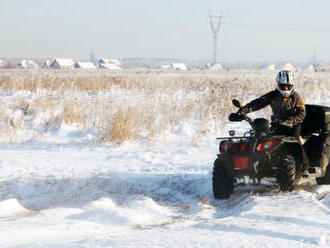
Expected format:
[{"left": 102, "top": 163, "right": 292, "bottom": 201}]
[{"left": 0, "top": 172, "right": 212, "bottom": 210}]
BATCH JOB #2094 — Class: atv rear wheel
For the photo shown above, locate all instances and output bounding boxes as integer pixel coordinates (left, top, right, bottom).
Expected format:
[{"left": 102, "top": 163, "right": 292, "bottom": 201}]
[
  {"left": 277, "top": 155, "right": 296, "bottom": 191},
  {"left": 212, "top": 159, "right": 234, "bottom": 199}
]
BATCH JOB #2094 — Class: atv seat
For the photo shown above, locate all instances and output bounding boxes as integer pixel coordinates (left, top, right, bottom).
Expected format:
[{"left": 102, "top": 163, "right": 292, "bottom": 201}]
[{"left": 301, "top": 104, "right": 330, "bottom": 136}]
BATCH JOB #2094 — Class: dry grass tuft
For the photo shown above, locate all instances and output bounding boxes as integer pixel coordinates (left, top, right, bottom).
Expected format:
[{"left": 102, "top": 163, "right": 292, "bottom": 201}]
[{"left": 100, "top": 108, "right": 134, "bottom": 145}]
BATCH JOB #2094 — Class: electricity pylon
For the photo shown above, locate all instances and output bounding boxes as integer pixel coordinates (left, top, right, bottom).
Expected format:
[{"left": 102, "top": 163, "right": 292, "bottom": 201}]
[{"left": 208, "top": 10, "right": 223, "bottom": 64}]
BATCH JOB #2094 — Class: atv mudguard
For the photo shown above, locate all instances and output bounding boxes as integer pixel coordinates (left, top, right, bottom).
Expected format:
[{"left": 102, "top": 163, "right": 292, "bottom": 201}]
[
  {"left": 302, "top": 104, "right": 330, "bottom": 179},
  {"left": 302, "top": 104, "right": 330, "bottom": 135}
]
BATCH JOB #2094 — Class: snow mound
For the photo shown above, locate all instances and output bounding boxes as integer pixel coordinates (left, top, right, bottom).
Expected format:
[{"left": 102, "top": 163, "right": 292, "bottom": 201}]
[
  {"left": 314, "top": 185, "right": 330, "bottom": 209},
  {"left": 69, "top": 197, "right": 172, "bottom": 227},
  {"left": 321, "top": 192, "right": 330, "bottom": 208},
  {"left": 0, "top": 199, "right": 33, "bottom": 218},
  {"left": 38, "top": 123, "right": 97, "bottom": 144},
  {"left": 317, "top": 232, "right": 330, "bottom": 246}
]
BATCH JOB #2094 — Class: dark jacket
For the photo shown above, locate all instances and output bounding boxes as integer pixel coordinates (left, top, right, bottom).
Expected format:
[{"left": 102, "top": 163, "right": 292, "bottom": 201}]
[{"left": 244, "top": 89, "right": 306, "bottom": 125}]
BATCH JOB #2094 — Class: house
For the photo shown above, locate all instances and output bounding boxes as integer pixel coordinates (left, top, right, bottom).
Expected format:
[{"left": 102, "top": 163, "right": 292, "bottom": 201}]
[
  {"left": 170, "top": 63, "right": 188, "bottom": 70},
  {"left": 205, "top": 63, "right": 223, "bottom": 71},
  {"left": 98, "top": 58, "right": 121, "bottom": 66},
  {"left": 315, "top": 62, "right": 329, "bottom": 72},
  {"left": 74, "top": 62, "right": 96, "bottom": 69},
  {"left": 160, "top": 64, "right": 171, "bottom": 69},
  {"left": 50, "top": 58, "right": 75, "bottom": 69},
  {"left": 302, "top": 62, "right": 329, "bottom": 72},
  {"left": 282, "top": 62, "right": 295, "bottom": 71},
  {"left": 267, "top": 64, "right": 276, "bottom": 70},
  {"left": 260, "top": 63, "right": 275, "bottom": 70},
  {"left": 304, "top": 63, "right": 317, "bottom": 71},
  {"left": 17, "top": 60, "right": 39, "bottom": 69},
  {"left": 97, "top": 58, "right": 122, "bottom": 70},
  {"left": 274, "top": 61, "right": 295, "bottom": 71},
  {"left": 44, "top": 60, "right": 51, "bottom": 68},
  {"left": 99, "top": 63, "right": 122, "bottom": 70},
  {"left": 0, "top": 59, "right": 8, "bottom": 68},
  {"left": 308, "top": 64, "right": 315, "bottom": 71}
]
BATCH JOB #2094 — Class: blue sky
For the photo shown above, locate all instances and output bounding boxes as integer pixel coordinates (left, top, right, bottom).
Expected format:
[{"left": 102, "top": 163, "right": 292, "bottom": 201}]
[{"left": 1, "top": 0, "right": 330, "bottom": 62}]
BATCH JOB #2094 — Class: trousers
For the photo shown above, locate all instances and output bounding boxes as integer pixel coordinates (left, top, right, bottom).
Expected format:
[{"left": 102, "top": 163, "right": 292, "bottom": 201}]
[{"left": 275, "top": 123, "right": 310, "bottom": 171}]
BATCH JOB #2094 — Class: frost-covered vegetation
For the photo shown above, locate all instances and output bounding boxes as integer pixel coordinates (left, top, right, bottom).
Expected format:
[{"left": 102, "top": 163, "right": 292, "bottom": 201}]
[{"left": 0, "top": 69, "right": 329, "bottom": 144}]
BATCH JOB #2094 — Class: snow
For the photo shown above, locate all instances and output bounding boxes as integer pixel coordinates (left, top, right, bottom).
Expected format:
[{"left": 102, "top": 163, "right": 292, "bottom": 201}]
[
  {"left": 0, "top": 70, "right": 328, "bottom": 247},
  {"left": 0, "top": 199, "right": 33, "bottom": 218},
  {"left": 0, "top": 135, "right": 329, "bottom": 247}
]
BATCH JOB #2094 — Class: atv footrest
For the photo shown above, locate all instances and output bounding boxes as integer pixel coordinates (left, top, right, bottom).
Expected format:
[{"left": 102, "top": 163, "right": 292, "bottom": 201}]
[{"left": 308, "top": 167, "right": 322, "bottom": 177}]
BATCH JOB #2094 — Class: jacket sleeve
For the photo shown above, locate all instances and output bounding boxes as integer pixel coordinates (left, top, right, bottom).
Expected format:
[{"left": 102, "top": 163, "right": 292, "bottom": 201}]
[
  {"left": 244, "top": 91, "right": 274, "bottom": 113},
  {"left": 288, "top": 93, "right": 306, "bottom": 125}
]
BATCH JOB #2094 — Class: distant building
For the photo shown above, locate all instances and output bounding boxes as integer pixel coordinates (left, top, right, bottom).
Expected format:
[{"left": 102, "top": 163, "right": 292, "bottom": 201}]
[
  {"left": 274, "top": 61, "right": 295, "bottom": 71},
  {"left": 97, "top": 58, "right": 121, "bottom": 66},
  {"left": 268, "top": 64, "right": 276, "bottom": 70},
  {"left": 50, "top": 58, "right": 75, "bottom": 69},
  {"left": 283, "top": 62, "right": 295, "bottom": 71},
  {"left": 170, "top": 63, "right": 188, "bottom": 70},
  {"left": 0, "top": 59, "right": 8, "bottom": 68},
  {"left": 315, "top": 62, "right": 330, "bottom": 72},
  {"left": 74, "top": 62, "right": 96, "bottom": 69},
  {"left": 306, "top": 64, "right": 316, "bottom": 71},
  {"left": 160, "top": 64, "right": 171, "bottom": 69},
  {"left": 99, "top": 63, "right": 122, "bottom": 70},
  {"left": 97, "top": 58, "right": 122, "bottom": 70},
  {"left": 205, "top": 63, "right": 223, "bottom": 71},
  {"left": 44, "top": 60, "right": 51, "bottom": 69},
  {"left": 17, "top": 60, "right": 39, "bottom": 69}
]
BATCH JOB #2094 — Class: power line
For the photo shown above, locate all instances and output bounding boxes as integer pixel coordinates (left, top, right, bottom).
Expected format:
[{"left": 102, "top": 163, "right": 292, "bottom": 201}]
[{"left": 223, "top": 22, "right": 330, "bottom": 33}]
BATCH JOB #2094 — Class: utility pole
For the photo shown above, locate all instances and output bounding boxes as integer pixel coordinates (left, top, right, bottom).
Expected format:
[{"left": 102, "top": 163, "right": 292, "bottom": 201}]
[
  {"left": 90, "top": 50, "right": 95, "bottom": 63},
  {"left": 313, "top": 47, "right": 317, "bottom": 64},
  {"left": 208, "top": 10, "right": 223, "bottom": 65}
]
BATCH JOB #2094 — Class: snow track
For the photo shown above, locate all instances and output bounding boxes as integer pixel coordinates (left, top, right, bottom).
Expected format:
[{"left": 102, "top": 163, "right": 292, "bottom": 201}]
[
  {"left": 0, "top": 146, "right": 329, "bottom": 247},
  {"left": 0, "top": 172, "right": 211, "bottom": 210}
]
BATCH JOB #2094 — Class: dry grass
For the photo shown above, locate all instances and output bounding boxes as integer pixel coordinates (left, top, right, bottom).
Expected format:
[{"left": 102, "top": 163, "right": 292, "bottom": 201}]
[
  {"left": 100, "top": 108, "right": 135, "bottom": 145},
  {"left": 0, "top": 69, "right": 328, "bottom": 144}
]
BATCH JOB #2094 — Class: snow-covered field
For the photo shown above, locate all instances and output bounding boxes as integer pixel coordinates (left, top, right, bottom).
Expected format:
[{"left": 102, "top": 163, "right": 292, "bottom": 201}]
[{"left": 0, "top": 70, "right": 329, "bottom": 247}]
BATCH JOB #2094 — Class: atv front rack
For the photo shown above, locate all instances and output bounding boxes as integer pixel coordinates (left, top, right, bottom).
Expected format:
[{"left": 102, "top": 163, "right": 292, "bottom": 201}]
[
  {"left": 216, "top": 136, "right": 250, "bottom": 140},
  {"left": 216, "top": 130, "right": 256, "bottom": 140}
]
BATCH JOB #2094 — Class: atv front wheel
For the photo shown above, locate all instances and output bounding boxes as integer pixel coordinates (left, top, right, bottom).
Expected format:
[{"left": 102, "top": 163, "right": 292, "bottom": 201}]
[
  {"left": 277, "top": 155, "right": 296, "bottom": 191},
  {"left": 212, "top": 159, "right": 234, "bottom": 199}
]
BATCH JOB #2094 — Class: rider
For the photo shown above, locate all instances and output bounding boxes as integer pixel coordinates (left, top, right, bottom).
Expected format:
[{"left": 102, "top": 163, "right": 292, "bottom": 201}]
[{"left": 237, "top": 70, "right": 309, "bottom": 176}]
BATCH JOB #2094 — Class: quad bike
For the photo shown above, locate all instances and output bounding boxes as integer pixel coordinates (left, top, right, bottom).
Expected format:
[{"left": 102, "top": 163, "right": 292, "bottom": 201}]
[{"left": 212, "top": 99, "right": 330, "bottom": 199}]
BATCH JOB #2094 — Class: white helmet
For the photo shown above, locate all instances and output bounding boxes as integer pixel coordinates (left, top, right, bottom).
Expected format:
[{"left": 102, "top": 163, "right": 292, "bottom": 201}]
[{"left": 276, "top": 70, "right": 295, "bottom": 97}]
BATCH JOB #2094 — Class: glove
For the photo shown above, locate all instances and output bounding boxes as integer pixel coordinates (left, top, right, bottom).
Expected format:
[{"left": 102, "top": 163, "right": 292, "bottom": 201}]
[
  {"left": 237, "top": 106, "right": 249, "bottom": 115},
  {"left": 279, "top": 119, "right": 294, "bottom": 128}
]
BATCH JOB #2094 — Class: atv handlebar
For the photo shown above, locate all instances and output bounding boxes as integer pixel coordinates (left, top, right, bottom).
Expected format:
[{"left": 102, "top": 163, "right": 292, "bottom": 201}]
[
  {"left": 230, "top": 99, "right": 253, "bottom": 125},
  {"left": 229, "top": 113, "right": 253, "bottom": 124}
]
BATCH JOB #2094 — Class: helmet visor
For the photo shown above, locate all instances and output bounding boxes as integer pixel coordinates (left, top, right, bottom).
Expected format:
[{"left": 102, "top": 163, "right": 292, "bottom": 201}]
[{"left": 279, "top": 84, "right": 293, "bottom": 91}]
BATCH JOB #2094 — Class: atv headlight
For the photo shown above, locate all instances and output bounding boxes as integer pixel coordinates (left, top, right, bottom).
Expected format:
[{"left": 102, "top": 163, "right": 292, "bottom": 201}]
[{"left": 220, "top": 141, "right": 229, "bottom": 153}]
